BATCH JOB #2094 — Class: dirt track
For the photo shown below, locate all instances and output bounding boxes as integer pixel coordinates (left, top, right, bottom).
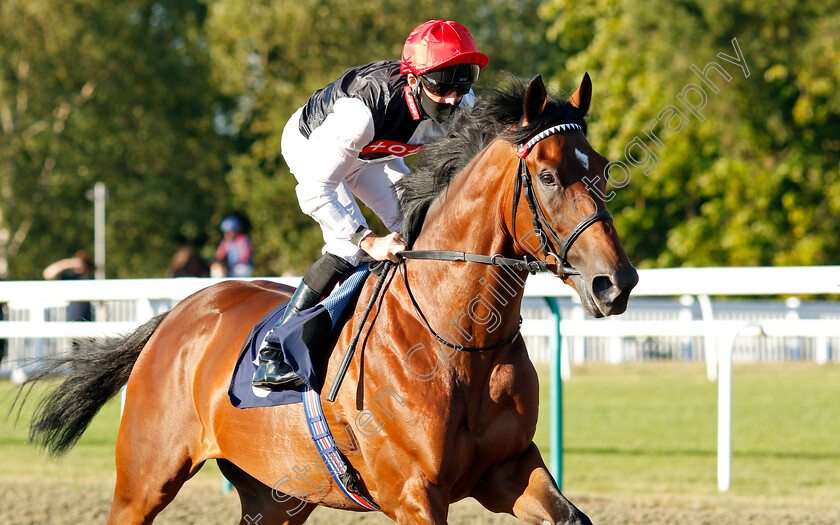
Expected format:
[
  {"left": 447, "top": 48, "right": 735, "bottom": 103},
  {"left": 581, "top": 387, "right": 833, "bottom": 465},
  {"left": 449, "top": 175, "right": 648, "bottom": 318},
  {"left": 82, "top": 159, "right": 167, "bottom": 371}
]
[{"left": 3, "top": 478, "right": 839, "bottom": 525}]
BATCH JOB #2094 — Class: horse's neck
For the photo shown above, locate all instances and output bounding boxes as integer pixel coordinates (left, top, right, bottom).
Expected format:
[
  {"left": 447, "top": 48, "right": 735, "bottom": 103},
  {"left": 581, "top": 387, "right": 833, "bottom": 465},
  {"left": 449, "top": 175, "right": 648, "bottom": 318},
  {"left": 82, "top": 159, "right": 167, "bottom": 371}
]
[
  {"left": 406, "top": 142, "right": 527, "bottom": 350},
  {"left": 414, "top": 139, "right": 515, "bottom": 254}
]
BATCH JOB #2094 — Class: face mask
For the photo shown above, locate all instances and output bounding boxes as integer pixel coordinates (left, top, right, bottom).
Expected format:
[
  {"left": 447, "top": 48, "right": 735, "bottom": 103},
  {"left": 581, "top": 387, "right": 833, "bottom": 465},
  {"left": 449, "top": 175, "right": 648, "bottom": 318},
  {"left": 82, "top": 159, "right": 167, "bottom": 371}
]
[{"left": 417, "top": 86, "right": 454, "bottom": 124}]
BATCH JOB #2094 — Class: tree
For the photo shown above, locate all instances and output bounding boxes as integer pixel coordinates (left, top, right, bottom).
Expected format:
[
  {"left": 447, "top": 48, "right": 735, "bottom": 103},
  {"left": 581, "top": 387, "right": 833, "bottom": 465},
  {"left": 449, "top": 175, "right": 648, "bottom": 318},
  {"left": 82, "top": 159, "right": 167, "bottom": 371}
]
[
  {"left": 539, "top": 0, "right": 840, "bottom": 267},
  {"left": 0, "top": 0, "right": 235, "bottom": 279}
]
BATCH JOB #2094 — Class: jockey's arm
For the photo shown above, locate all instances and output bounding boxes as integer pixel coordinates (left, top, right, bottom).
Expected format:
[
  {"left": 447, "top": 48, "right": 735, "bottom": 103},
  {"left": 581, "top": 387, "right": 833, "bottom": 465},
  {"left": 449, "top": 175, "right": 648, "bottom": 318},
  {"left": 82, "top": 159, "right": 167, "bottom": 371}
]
[
  {"left": 294, "top": 98, "right": 375, "bottom": 238},
  {"left": 293, "top": 98, "right": 405, "bottom": 262}
]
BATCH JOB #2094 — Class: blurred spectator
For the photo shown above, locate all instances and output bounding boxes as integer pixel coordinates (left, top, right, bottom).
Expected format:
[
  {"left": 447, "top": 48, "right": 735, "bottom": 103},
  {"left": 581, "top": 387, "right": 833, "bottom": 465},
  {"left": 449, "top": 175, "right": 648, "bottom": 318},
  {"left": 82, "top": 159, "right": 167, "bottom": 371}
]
[
  {"left": 0, "top": 300, "right": 6, "bottom": 365},
  {"left": 210, "top": 260, "right": 227, "bottom": 278},
  {"left": 43, "top": 250, "right": 95, "bottom": 322},
  {"left": 213, "top": 215, "right": 254, "bottom": 277},
  {"left": 169, "top": 245, "right": 211, "bottom": 277}
]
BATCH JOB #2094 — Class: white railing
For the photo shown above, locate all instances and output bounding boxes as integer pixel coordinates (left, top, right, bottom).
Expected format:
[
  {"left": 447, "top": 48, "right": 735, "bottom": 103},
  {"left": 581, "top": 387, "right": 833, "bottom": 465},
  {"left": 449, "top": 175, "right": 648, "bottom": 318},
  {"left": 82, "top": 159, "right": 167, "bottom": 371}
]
[
  {"left": 1, "top": 266, "right": 839, "bottom": 493},
  {"left": 2, "top": 265, "right": 838, "bottom": 336},
  {"left": 0, "top": 277, "right": 298, "bottom": 339},
  {"left": 520, "top": 294, "right": 840, "bottom": 367}
]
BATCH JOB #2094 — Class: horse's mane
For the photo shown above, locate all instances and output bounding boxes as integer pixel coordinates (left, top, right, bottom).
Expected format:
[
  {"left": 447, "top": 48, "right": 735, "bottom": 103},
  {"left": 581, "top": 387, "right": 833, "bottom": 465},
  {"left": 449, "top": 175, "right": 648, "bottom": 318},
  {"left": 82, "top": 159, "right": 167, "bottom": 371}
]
[{"left": 396, "top": 76, "right": 588, "bottom": 246}]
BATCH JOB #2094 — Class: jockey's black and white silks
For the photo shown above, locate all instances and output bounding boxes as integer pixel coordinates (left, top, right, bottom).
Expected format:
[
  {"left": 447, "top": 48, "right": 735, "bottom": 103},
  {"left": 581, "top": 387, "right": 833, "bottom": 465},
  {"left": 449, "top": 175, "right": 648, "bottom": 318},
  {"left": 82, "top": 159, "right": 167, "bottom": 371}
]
[{"left": 282, "top": 59, "right": 475, "bottom": 265}]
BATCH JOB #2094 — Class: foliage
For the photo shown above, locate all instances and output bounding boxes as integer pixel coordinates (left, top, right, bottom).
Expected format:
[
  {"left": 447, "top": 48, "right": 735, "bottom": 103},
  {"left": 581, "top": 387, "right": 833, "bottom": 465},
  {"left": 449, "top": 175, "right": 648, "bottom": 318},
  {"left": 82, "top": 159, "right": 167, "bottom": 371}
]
[
  {"left": 0, "top": 0, "right": 234, "bottom": 279},
  {"left": 1, "top": 0, "right": 838, "bottom": 278},
  {"left": 539, "top": 0, "right": 840, "bottom": 267}
]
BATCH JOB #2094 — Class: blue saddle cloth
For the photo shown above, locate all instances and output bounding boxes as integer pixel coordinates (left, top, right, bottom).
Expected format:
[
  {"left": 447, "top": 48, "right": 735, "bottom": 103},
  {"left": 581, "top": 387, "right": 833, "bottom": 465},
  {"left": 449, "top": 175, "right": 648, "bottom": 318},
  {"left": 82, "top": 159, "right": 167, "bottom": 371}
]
[{"left": 228, "top": 265, "right": 370, "bottom": 408}]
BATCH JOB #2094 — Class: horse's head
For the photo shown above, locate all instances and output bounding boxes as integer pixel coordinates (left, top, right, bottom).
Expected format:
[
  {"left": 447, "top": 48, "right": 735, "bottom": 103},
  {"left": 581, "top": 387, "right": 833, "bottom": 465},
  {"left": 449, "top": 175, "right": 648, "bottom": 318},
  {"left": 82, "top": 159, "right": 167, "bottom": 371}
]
[{"left": 509, "top": 74, "right": 638, "bottom": 317}]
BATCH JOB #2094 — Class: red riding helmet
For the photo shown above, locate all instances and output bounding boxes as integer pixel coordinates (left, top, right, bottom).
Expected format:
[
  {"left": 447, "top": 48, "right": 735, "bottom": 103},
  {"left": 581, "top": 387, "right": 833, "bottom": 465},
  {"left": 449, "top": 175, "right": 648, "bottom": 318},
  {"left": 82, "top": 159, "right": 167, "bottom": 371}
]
[{"left": 400, "top": 20, "right": 489, "bottom": 76}]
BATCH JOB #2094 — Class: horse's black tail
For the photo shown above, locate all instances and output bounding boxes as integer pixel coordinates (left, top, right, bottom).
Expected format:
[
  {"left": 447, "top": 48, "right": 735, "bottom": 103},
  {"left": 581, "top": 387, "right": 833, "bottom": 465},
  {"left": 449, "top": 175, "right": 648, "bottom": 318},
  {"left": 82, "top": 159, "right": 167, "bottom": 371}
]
[{"left": 23, "top": 312, "right": 168, "bottom": 456}]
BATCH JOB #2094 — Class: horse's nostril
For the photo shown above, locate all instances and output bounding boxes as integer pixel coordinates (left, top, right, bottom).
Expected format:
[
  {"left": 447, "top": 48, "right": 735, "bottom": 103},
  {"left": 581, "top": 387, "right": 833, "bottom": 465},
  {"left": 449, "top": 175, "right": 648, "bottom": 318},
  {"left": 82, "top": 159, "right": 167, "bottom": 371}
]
[
  {"left": 592, "top": 275, "right": 613, "bottom": 297},
  {"left": 617, "top": 267, "right": 640, "bottom": 291}
]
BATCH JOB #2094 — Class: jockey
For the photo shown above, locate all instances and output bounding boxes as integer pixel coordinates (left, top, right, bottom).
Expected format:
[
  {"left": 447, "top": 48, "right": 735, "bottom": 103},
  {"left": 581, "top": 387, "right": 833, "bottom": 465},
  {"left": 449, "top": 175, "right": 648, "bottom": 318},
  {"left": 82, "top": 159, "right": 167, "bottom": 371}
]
[{"left": 253, "top": 19, "right": 489, "bottom": 388}]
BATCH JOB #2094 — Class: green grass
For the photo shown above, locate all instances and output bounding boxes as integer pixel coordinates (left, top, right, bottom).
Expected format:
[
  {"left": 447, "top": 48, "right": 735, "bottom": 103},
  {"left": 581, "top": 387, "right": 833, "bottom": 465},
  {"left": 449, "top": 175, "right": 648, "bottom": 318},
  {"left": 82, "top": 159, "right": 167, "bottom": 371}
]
[
  {"left": 2, "top": 363, "right": 838, "bottom": 503},
  {"left": 537, "top": 362, "right": 840, "bottom": 501}
]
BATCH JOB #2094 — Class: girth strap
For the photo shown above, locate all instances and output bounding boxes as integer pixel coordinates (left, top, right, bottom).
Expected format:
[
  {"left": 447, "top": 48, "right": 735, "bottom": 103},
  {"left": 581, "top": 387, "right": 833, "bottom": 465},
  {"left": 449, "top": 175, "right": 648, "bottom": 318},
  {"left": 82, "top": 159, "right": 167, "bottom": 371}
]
[{"left": 302, "top": 388, "right": 380, "bottom": 510}]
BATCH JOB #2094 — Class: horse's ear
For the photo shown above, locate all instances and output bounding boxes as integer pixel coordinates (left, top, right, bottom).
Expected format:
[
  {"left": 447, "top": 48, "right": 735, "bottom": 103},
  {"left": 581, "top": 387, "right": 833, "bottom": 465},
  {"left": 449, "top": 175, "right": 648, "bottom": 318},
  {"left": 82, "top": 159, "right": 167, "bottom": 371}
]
[
  {"left": 568, "top": 72, "right": 592, "bottom": 116},
  {"left": 522, "top": 75, "right": 548, "bottom": 126}
]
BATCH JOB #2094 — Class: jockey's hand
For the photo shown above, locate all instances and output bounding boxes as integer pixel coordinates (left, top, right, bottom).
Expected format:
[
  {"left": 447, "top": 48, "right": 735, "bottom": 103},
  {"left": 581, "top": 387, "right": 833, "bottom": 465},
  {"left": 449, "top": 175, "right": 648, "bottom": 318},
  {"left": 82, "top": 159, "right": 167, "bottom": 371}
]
[{"left": 359, "top": 232, "right": 407, "bottom": 263}]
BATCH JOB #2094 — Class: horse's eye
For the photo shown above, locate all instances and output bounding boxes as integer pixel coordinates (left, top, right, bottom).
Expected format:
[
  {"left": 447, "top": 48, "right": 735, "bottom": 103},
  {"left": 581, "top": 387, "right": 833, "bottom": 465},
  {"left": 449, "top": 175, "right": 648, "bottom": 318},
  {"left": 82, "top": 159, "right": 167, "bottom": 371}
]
[{"left": 539, "top": 172, "right": 556, "bottom": 186}]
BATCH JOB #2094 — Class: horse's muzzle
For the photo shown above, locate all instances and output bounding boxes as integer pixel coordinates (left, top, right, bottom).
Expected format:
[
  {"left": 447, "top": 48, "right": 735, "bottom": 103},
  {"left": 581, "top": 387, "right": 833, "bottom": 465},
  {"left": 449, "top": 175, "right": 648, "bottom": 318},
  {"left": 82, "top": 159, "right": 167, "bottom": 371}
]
[{"left": 590, "top": 264, "right": 638, "bottom": 316}]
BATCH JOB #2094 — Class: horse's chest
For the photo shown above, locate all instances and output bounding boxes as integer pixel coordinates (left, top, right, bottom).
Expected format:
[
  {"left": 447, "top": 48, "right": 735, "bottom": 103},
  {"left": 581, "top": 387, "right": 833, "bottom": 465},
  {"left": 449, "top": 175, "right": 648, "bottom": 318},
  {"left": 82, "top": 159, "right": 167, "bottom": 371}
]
[{"left": 473, "top": 363, "right": 539, "bottom": 449}]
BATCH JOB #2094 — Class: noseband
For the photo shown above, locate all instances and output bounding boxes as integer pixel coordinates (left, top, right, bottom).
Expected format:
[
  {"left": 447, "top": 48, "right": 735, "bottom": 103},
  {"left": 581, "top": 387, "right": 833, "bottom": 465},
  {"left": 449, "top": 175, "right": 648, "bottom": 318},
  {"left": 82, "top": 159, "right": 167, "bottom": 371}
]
[{"left": 399, "top": 121, "right": 613, "bottom": 276}]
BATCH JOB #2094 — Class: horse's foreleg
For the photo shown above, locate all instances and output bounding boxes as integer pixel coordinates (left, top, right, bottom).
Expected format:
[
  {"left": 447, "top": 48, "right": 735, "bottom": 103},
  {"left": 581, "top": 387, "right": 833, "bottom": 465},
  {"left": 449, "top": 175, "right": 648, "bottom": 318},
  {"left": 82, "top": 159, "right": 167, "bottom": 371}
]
[
  {"left": 384, "top": 477, "right": 450, "bottom": 524},
  {"left": 471, "top": 443, "right": 591, "bottom": 525},
  {"left": 218, "top": 459, "right": 316, "bottom": 525}
]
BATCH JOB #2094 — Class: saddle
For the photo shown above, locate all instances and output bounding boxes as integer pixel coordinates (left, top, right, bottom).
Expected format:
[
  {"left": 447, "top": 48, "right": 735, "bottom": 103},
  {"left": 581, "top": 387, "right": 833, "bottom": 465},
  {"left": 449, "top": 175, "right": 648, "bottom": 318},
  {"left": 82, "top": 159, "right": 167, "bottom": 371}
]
[{"left": 228, "top": 265, "right": 370, "bottom": 408}]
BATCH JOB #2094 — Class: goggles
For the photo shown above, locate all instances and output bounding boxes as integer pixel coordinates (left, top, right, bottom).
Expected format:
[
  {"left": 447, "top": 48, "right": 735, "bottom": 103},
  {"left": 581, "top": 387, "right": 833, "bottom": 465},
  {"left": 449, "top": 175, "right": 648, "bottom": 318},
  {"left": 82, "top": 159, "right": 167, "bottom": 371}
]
[{"left": 420, "top": 63, "right": 480, "bottom": 97}]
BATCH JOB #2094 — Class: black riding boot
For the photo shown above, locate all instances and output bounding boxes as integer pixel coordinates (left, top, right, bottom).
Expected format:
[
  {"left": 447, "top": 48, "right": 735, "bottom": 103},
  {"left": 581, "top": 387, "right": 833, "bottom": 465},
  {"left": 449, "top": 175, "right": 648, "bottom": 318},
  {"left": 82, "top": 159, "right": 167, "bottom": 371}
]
[
  {"left": 252, "top": 253, "right": 356, "bottom": 389},
  {"left": 252, "top": 282, "right": 321, "bottom": 388}
]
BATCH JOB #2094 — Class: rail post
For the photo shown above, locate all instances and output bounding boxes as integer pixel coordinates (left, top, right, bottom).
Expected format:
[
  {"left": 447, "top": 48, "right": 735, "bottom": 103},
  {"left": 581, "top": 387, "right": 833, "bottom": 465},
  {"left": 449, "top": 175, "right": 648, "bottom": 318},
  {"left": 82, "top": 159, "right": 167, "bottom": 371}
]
[
  {"left": 546, "top": 297, "right": 563, "bottom": 489},
  {"left": 717, "top": 323, "right": 761, "bottom": 491}
]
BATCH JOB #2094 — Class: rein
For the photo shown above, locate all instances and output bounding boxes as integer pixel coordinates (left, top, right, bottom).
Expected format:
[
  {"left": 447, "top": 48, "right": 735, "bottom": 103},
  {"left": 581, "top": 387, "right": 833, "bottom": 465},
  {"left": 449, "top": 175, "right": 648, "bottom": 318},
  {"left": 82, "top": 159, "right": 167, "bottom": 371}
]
[
  {"left": 397, "top": 122, "right": 613, "bottom": 277},
  {"left": 398, "top": 259, "right": 523, "bottom": 352},
  {"left": 327, "top": 256, "right": 520, "bottom": 401},
  {"left": 397, "top": 249, "right": 548, "bottom": 274},
  {"left": 389, "top": 121, "right": 614, "bottom": 353}
]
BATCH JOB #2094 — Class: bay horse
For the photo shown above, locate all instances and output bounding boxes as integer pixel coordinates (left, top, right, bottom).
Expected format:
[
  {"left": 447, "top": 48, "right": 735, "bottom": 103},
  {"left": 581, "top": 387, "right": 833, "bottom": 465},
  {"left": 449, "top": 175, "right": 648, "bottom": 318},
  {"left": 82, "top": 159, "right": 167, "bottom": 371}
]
[{"left": 25, "top": 74, "right": 637, "bottom": 524}]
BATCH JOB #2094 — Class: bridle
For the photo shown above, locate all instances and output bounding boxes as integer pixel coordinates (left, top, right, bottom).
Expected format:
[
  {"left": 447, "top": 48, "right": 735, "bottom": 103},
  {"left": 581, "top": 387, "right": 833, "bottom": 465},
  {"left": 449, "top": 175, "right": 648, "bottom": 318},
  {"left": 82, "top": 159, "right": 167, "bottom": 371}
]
[
  {"left": 399, "top": 121, "right": 614, "bottom": 277},
  {"left": 511, "top": 122, "right": 613, "bottom": 276},
  {"left": 394, "top": 121, "right": 614, "bottom": 352},
  {"left": 329, "top": 121, "right": 616, "bottom": 397}
]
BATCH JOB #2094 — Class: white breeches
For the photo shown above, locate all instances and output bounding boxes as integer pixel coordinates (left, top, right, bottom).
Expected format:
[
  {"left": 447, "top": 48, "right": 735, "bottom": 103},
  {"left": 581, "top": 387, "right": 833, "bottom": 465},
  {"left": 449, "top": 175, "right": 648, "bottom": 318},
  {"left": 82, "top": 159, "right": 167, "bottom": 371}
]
[{"left": 281, "top": 107, "right": 409, "bottom": 265}]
